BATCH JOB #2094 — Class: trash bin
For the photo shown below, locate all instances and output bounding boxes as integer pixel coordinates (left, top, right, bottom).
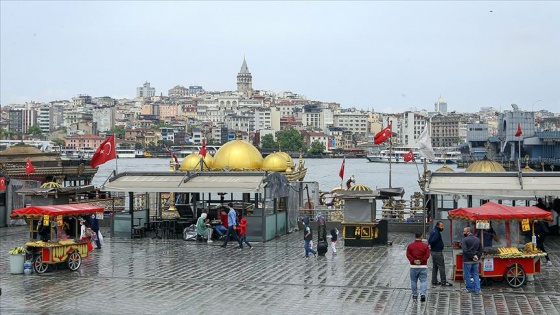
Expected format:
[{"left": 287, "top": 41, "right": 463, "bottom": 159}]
[{"left": 9, "top": 254, "right": 25, "bottom": 274}]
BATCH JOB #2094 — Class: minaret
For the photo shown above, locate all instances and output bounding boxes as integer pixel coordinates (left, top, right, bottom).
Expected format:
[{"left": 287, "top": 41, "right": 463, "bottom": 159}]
[{"left": 236, "top": 57, "right": 253, "bottom": 97}]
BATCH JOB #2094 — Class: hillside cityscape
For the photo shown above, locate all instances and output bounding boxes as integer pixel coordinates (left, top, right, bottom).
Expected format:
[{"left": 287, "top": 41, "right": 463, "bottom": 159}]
[{"left": 1, "top": 58, "right": 559, "bottom": 164}]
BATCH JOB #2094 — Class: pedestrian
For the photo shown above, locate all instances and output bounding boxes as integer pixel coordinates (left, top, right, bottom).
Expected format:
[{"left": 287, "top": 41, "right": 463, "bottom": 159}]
[
  {"left": 79, "top": 218, "right": 94, "bottom": 252},
  {"left": 461, "top": 226, "right": 482, "bottom": 294},
  {"left": 330, "top": 227, "right": 338, "bottom": 254},
  {"left": 237, "top": 218, "right": 252, "bottom": 249},
  {"left": 196, "top": 212, "right": 212, "bottom": 242},
  {"left": 220, "top": 203, "right": 242, "bottom": 249},
  {"left": 428, "top": 221, "right": 453, "bottom": 286},
  {"left": 302, "top": 217, "right": 317, "bottom": 259},
  {"left": 534, "top": 219, "right": 552, "bottom": 266},
  {"left": 89, "top": 213, "right": 101, "bottom": 249},
  {"left": 406, "top": 233, "right": 430, "bottom": 302}
]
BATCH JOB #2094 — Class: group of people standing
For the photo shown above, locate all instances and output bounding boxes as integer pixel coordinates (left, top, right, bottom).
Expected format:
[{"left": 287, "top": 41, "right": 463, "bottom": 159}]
[{"left": 196, "top": 203, "right": 252, "bottom": 249}]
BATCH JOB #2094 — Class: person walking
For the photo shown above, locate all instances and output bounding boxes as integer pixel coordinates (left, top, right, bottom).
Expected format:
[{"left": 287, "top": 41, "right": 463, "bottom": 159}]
[
  {"left": 89, "top": 213, "right": 101, "bottom": 249},
  {"left": 535, "top": 219, "right": 552, "bottom": 266},
  {"left": 220, "top": 203, "right": 242, "bottom": 249},
  {"left": 302, "top": 217, "right": 317, "bottom": 259},
  {"left": 428, "top": 221, "right": 452, "bottom": 286},
  {"left": 237, "top": 218, "right": 252, "bottom": 249},
  {"left": 406, "top": 233, "right": 431, "bottom": 302},
  {"left": 330, "top": 227, "right": 339, "bottom": 254},
  {"left": 461, "top": 227, "right": 482, "bottom": 294}
]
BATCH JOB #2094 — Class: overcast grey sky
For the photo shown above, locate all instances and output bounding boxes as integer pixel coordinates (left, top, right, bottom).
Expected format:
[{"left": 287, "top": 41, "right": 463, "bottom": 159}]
[{"left": 1, "top": 1, "right": 559, "bottom": 113}]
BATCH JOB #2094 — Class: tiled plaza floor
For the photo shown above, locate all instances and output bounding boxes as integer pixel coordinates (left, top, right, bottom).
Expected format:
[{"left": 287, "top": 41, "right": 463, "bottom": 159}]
[{"left": 1, "top": 225, "right": 560, "bottom": 314}]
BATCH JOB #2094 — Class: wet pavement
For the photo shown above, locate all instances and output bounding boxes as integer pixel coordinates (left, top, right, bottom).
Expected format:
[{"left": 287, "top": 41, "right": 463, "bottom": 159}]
[{"left": 2, "top": 226, "right": 560, "bottom": 315}]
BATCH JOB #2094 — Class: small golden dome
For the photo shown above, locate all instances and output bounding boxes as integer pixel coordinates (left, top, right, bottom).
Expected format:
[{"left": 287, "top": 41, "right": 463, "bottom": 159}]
[
  {"left": 40, "top": 182, "right": 62, "bottom": 188},
  {"left": 262, "top": 153, "right": 290, "bottom": 172},
  {"left": 435, "top": 165, "right": 455, "bottom": 172},
  {"left": 522, "top": 165, "right": 536, "bottom": 172},
  {"left": 179, "top": 153, "right": 210, "bottom": 171},
  {"left": 277, "top": 151, "right": 294, "bottom": 168},
  {"left": 212, "top": 139, "right": 263, "bottom": 170},
  {"left": 349, "top": 184, "right": 372, "bottom": 191},
  {"left": 465, "top": 157, "right": 506, "bottom": 172}
]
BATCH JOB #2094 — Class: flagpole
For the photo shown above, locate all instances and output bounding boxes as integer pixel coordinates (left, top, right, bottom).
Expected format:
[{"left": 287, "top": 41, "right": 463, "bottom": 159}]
[
  {"left": 518, "top": 139, "right": 521, "bottom": 171},
  {"left": 389, "top": 137, "right": 392, "bottom": 189},
  {"left": 115, "top": 155, "right": 119, "bottom": 174}
]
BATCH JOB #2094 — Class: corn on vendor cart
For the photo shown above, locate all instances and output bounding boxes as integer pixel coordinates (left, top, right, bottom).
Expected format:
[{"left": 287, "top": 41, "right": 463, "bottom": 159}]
[
  {"left": 448, "top": 202, "right": 552, "bottom": 288},
  {"left": 11, "top": 204, "right": 104, "bottom": 274}
]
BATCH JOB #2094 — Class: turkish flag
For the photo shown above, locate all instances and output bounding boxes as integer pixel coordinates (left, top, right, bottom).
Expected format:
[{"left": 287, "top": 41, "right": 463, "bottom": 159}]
[
  {"left": 339, "top": 158, "right": 345, "bottom": 179},
  {"left": 25, "top": 158, "right": 35, "bottom": 174},
  {"left": 90, "top": 135, "right": 117, "bottom": 168},
  {"left": 515, "top": 123, "right": 522, "bottom": 137},
  {"left": 403, "top": 150, "right": 415, "bottom": 162},
  {"left": 199, "top": 138, "right": 207, "bottom": 157},
  {"left": 374, "top": 125, "right": 392, "bottom": 144},
  {"left": 0, "top": 176, "right": 6, "bottom": 191}
]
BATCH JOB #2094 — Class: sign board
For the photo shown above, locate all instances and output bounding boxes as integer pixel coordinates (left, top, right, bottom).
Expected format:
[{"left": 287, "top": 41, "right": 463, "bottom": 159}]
[
  {"left": 521, "top": 219, "right": 531, "bottom": 232},
  {"left": 43, "top": 215, "right": 49, "bottom": 226},
  {"left": 57, "top": 215, "right": 63, "bottom": 227},
  {"left": 483, "top": 258, "right": 494, "bottom": 271},
  {"left": 476, "top": 220, "right": 490, "bottom": 230}
]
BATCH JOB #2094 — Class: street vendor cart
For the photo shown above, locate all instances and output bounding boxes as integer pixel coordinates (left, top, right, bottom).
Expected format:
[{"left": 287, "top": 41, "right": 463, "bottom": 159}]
[
  {"left": 11, "top": 204, "right": 104, "bottom": 274},
  {"left": 448, "top": 202, "right": 552, "bottom": 288}
]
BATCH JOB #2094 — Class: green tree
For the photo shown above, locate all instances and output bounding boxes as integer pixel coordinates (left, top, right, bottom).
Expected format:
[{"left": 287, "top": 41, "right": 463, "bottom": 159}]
[
  {"left": 134, "top": 142, "right": 144, "bottom": 150},
  {"left": 276, "top": 128, "right": 305, "bottom": 151},
  {"left": 28, "top": 124, "right": 43, "bottom": 136},
  {"left": 110, "top": 126, "right": 125, "bottom": 139},
  {"left": 309, "top": 140, "right": 325, "bottom": 155},
  {"left": 51, "top": 138, "right": 65, "bottom": 146},
  {"left": 260, "top": 134, "right": 277, "bottom": 149}
]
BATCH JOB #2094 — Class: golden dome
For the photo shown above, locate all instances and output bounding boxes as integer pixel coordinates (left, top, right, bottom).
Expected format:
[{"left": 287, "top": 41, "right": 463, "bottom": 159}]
[
  {"left": 40, "top": 182, "right": 62, "bottom": 188},
  {"left": 465, "top": 157, "right": 506, "bottom": 172},
  {"left": 262, "top": 153, "right": 290, "bottom": 172},
  {"left": 435, "top": 165, "right": 455, "bottom": 172},
  {"left": 277, "top": 151, "right": 294, "bottom": 168},
  {"left": 212, "top": 139, "right": 263, "bottom": 170},
  {"left": 179, "top": 153, "right": 211, "bottom": 171},
  {"left": 522, "top": 165, "right": 536, "bottom": 172},
  {"left": 349, "top": 184, "right": 372, "bottom": 191}
]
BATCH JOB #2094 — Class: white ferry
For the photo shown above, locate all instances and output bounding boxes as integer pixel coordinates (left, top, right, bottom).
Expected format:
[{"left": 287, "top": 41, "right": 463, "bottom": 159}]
[
  {"left": 431, "top": 150, "right": 461, "bottom": 164},
  {"left": 366, "top": 146, "right": 431, "bottom": 164},
  {"left": 116, "top": 148, "right": 136, "bottom": 158}
]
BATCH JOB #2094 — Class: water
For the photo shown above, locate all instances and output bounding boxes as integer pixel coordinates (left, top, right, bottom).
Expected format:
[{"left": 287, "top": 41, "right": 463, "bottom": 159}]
[{"left": 92, "top": 158, "right": 457, "bottom": 196}]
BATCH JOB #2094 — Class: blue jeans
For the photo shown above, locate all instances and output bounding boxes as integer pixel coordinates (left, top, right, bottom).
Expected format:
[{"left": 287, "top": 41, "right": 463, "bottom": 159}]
[
  {"left": 223, "top": 226, "right": 241, "bottom": 248},
  {"left": 304, "top": 239, "right": 317, "bottom": 257},
  {"left": 240, "top": 235, "right": 252, "bottom": 248},
  {"left": 410, "top": 267, "right": 428, "bottom": 297},
  {"left": 214, "top": 225, "right": 227, "bottom": 236},
  {"left": 463, "top": 262, "right": 480, "bottom": 293}
]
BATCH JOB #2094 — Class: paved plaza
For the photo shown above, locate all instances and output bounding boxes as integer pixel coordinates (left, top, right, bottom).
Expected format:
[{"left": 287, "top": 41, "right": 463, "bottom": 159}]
[{"left": 2, "top": 225, "right": 560, "bottom": 315}]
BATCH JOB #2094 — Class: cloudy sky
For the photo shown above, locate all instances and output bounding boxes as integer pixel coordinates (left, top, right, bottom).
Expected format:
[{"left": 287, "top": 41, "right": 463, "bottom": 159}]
[{"left": 1, "top": 1, "right": 559, "bottom": 113}]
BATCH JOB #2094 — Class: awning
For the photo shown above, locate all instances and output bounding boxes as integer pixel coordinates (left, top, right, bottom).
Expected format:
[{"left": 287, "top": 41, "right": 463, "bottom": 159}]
[
  {"left": 12, "top": 204, "right": 105, "bottom": 218},
  {"left": 448, "top": 202, "right": 552, "bottom": 222},
  {"left": 102, "top": 171, "right": 267, "bottom": 193},
  {"left": 426, "top": 172, "right": 560, "bottom": 199}
]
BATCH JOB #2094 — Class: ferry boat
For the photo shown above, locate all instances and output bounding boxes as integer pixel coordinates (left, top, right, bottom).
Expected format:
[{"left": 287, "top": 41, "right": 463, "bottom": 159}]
[
  {"left": 116, "top": 148, "right": 136, "bottom": 158},
  {"left": 366, "top": 147, "right": 431, "bottom": 164},
  {"left": 431, "top": 150, "right": 461, "bottom": 164}
]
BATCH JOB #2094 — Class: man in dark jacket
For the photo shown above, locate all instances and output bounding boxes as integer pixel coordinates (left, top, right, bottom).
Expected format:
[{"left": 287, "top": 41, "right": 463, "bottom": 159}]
[
  {"left": 406, "top": 233, "right": 431, "bottom": 302},
  {"left": 535, "top": 219, "right": 552, "bottom": 266},
  {"left": 89, "top": 214, "right": 101, "bottom": 249},
  {"left": 461, "top": 227, "right": 482, "bottom": 294},
  {"left": 428, "top": 221, "right": 452, "bottom": 286}
]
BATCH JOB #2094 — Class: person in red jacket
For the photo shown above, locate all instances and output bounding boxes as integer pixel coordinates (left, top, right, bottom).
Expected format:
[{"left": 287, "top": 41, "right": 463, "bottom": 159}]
[
  {"left": 236, "top": 218, "right": 253, "bottom": 249},
  {"left": 406, "top": 233, "right": 431, "bottom": 302}
]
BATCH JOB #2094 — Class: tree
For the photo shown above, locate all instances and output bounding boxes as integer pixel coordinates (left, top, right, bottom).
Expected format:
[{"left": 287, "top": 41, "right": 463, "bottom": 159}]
[
  {"left": 276, "top": 128, "right": 305, "bottom": 151},
  {"left": 27, "top": 124, "right": 43, "bottom": 136},
  {"left": 260, "top": 134, "right": 277, "bottom": 149},
  {"left": 51, "top": 138, "right": 65, "bottom": 146},
  {"left": 134, "top": 142, "right": 144, "bottom": 150},
  {"left": 110, "top": 126, "right": 125, "bottom": 139},
  {"left": 309, "top": 140, "right": 325, "bottom": 155}
]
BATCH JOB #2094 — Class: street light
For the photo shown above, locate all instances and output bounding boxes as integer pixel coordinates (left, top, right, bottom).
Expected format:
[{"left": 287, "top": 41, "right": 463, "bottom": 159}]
[{"left": 531, "top": 100, "right": 542, "bottom": 112}]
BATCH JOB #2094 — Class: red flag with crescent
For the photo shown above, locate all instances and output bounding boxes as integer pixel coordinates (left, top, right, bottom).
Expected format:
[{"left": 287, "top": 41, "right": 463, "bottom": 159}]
[
  {"left": 200, "top": 138, "right": 207, "bottom": 157},
  {"left": 26, "top": 158, "right": 35, "bottom": 174},
  {"left": 0, "top": 176, "right": 6, "bottom": 191},
  {"left": 374, "top": 125, "right": 392, "bottom": 144},
  {"left": 339, "top": 158, "right": 345, "bottom": 179},
  {"left": 165, "top": 146, "right": 179, "bottom": 164},
  {"left": 403, "top": 150, "right": 415, "bottom": 162},
  {"left": 90, "top": 135, "right": 117, "bottom": 168}
]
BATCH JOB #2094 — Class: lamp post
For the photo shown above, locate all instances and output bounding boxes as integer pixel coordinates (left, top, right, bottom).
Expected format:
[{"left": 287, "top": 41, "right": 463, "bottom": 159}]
[{"left": 531, "top": 100, "right": 542, "bottom": 112}]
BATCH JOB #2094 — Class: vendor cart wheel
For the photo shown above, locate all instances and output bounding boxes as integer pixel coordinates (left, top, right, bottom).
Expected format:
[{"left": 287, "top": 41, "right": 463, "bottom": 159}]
[
  {"left": 505, "top": 263, "right": 526, "bottom": 288},
  {"left": 33, "top": 255, "right": 49, "bottom": 274},
  {"left": 67, "top": 251, "right": 82, "bottom": 271}
]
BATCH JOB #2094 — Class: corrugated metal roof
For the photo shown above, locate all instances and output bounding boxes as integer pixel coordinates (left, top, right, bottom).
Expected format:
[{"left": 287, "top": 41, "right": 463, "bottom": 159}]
[{"left": 102, "top": 171, "right": 266, "bottom": 193}]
